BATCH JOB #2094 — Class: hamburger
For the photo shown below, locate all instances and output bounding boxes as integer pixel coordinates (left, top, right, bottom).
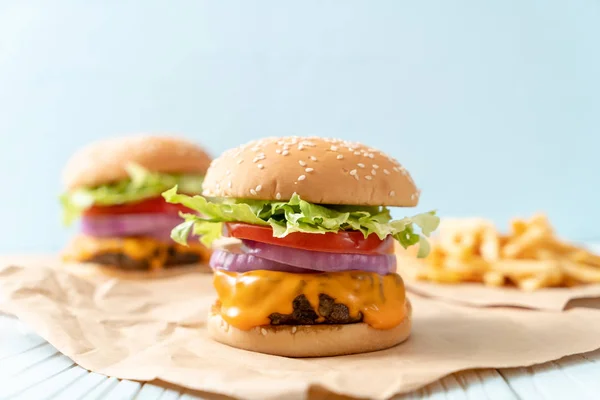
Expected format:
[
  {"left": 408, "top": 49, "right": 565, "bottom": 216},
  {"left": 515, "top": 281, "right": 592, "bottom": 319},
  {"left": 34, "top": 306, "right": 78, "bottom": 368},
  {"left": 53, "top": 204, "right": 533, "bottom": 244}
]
[
  {"left": 60, "top": 135, "right": 212, "bottom": 274},
  {"left": 164, "top": 136, "right": 439, "bottom": 356}
]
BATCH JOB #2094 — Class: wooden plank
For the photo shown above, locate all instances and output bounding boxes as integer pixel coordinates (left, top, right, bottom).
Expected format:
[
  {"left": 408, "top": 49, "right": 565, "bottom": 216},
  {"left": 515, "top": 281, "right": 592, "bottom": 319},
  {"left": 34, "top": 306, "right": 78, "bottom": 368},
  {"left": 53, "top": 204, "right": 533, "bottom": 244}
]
[
  {"left": 551, "top": 355, "right": 600, "bottom": 396},
  {"left": 13, "top": 366, "right": 87, "bottom": 400},
  {"left": 0, "top": 343, "right": 58, "bottom": 376},
  {"left": 439, "top": 375, "right": 469, "bottom": 400},
  {"left": 530, "top": 363, "right": 590, "bottom": 399},
  {"left": 0, "top": 354, "right": 74, "bottom": 398},
  {"left": 99, "top": 380, "right": 141, "bottom": 399},
  {"left": 475, "top": 370, "right": 518, "bottom": 399},
  {"left": 498, "top": 368, "right": 544, "bottom": 400},
  {"left": 81, "top": 376, "right": 119, "bottom": 400},
  {"left": 135, "top": 383, "right": 166, "bottom": 400},
  {"left": 51, "top": 372, "right": 107, "bottom": 400},
  {"left": 157, "top": 388, "right": 181, "bottom": 400},
  {"left": 0, "top": 335, "right": 47, "bottom": 360},
  {"left": 179, "top": 394, "right": 206, "bottom": 400}
]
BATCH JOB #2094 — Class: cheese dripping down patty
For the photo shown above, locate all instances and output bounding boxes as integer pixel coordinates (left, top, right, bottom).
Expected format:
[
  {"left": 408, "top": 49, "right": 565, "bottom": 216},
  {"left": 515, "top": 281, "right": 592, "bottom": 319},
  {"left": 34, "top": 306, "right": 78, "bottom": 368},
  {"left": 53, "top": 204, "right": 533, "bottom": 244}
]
[{"left": 213, "top": 269, "right": 408, "bottom": 331}]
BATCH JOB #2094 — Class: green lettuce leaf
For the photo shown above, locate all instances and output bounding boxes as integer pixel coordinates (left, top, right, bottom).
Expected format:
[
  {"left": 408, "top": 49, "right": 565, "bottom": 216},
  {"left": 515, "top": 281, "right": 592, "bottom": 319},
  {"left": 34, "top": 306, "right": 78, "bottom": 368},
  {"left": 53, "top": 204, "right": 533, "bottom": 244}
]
[
  {"left": 163, "top": 187, "right": 440, "bottom": 257},
  {"left": 60, "top": 164, "right": 204, "bottom": 225}
]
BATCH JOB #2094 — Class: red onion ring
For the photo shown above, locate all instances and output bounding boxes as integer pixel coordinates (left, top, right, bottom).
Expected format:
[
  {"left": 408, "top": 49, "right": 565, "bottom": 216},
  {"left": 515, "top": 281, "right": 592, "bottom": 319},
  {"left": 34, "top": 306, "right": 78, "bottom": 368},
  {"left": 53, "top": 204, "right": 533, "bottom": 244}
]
[
  {"left": 81, "top": 213, "right": 184, "bottom": 242},
  {"left": 241, "top": 240, "right": 396, "bottom": 275},
  {"left": 210, "top": 249, "right": 311, "bottom": 273}
]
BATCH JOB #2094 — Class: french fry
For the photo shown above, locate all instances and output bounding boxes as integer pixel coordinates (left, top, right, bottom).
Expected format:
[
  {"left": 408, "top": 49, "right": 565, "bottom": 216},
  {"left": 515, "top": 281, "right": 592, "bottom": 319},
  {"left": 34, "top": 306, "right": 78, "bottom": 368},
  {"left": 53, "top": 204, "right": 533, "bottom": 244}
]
[
  {"left": 490, "top": 259, "right": 558, "bottom": 278},
  {"left": 483, "top": 271, "right": 505, "bottom": 287},
  {"left": 480, "top": 228, "right": 500, "bottom": 262},
  {"left": 423, "top": 268, "right": 465, "bottom": 284},
  {"left": 401, "top": 213, "right": 600, "bottom": 290},
  {"left": 516, "top": 273, "right": 550, "bottom": 292},
  {"left": 562, "top": 261, "right": 600, "bottom": 283},
  {"left": 570, "top": 250, "right": 600, "bottom": 268},
  {"left": 501, "top": 225, "right": 549, "bottom": 258}
]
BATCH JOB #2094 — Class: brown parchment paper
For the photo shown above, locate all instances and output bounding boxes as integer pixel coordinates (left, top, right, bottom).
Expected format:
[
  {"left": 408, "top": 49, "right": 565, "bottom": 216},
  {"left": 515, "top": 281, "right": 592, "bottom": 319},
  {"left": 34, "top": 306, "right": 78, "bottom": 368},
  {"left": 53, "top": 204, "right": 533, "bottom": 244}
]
[
  {"left": 404, "top": 280, "right": 600, "bottom": 311},
  {"left": 2, "top": 263, "right": 600, "bottom": 400},
  {"left": 396, "top": 253, "right": 600, "bottom": 311}
]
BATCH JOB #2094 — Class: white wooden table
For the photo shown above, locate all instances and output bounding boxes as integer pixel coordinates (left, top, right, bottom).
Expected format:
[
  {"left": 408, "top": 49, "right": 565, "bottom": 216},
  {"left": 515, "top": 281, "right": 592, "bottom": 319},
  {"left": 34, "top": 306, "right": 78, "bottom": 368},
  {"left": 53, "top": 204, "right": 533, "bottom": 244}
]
[{"left": 1, "top": 313, "right": 599, "bottom": 400}]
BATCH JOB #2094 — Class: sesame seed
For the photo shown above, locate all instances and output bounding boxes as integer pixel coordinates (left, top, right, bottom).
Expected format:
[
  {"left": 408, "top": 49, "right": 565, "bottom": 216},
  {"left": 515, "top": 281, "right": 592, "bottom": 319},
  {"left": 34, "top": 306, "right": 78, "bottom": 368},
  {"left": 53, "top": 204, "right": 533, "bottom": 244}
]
[
  {"left": 277, "top": 140, "right": 284, "bottom": 145},
  {"left": 371, "top": 169, "right": 377, "bottom": 175},
  {"left": 298, "top": 144, "right": 304, "bottom": 150},
  {"left": 393, "top": 166, "right": 400, "bottom": 172},
  {"left": 389, "top": 190, "right": 396, "bottom": 197},
  {"left": 282, "top": 150, "right": 289, "bottom": 156},
  {"left": 402, "top": 169, "right": 408, "bottom": 176},
  {"left": 368, "top": 154, "right": 374, "bottom": 159},
  {"left": 250, "top": 189, "right": 257, "bottom": 195},
  {"left": 354, "top": 151, "right": 361, "bottom": 155},
  {"left": 383, "top": 169, "right": 390, "bottom": 175},
  {"left": 276, "top": 192, "right": 282, "bottom": 200},
  {"left": 261, "top": 328, "right": 267, "bottom": 336},
  {"left": 237, "top": 159, "right": 244, "bottom": 164},
  {"left": 257, "top": 164, "right": 264, "bottom": 169},
  {"left": 330, "top": 145, "right": 339, "bottom": 151},
  {"left": 291, "top": 326, "right": 297, "bottom": 334},
  {"left": 373, "top": 164, "right": 379, "bottom": 169},
  {"left": 256, "top": 185, "right": 262, "bottom": 192},
  {"left": 228, "top": 181, "right": 232, "bottom": 188},
  {"left": 305, "top": 167, "right": 314, "bottom": 172},
  {"left": 350, "top": 169, "right": 357, "bottom": 175},
  {"left": 275, "top": 149, "right": 281, "bottom": 154},
  {"left": 337, "top": 154, "right": 344, "bottom": 160},
  {"left": 357, "top": 163, "right": 365, "bottom": 168},
  {"left": 310, "top": 156, "right": 318, "bottom": 161},
  {"left": 299, "top": 160, "right": 307, "bottom": 167},
  {"left": 411, "top": 193, "right": 416, "bottom": 200},
  {"left": 365, "top": 175, "right": 372, "bottom": 180},
  {"left": 298, "top": 174, "right": 306, "bottom": 181}
]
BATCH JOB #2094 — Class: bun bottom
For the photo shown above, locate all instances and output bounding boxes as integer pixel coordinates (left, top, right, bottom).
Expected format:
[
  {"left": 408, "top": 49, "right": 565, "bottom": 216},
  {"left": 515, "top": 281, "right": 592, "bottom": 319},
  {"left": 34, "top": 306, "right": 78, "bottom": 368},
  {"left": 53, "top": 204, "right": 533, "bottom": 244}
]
[
  {"left": 208, "top": 300, "right": 412, "bottom": 357},
  {"left": 62, "top": 262, "right": 211, "bottom": 280}
]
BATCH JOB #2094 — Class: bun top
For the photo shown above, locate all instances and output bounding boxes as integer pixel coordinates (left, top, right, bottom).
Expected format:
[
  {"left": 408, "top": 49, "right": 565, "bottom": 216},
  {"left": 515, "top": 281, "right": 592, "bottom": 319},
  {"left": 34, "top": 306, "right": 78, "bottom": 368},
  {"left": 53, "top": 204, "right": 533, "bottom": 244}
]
[
  {"left": 63, "top": 135, "right": 212, "bottom": 190},
  {"left": 202, "top": 136, "right": 419, "bottom": 207}
]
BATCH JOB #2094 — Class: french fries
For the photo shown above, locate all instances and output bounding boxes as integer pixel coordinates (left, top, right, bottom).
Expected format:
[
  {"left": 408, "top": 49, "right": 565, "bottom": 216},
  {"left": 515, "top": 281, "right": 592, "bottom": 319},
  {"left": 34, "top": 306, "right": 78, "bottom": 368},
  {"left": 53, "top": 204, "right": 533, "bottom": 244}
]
[{"left": 398, "top": 214, "right": 600, "bottom": 291}]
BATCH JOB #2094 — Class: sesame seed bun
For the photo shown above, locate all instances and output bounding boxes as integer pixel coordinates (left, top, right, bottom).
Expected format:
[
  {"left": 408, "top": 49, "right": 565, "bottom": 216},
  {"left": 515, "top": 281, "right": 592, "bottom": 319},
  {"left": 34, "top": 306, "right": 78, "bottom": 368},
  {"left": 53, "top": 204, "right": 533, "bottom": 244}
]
[
  {"left": 63, "top": 135, "right": 212, "bottom": 190},
  {"left": 208, "top": 299, "right": 412, "bottom": 357},
  {"left": 202, "top": 136, "right": 419, "bottom": 206}
]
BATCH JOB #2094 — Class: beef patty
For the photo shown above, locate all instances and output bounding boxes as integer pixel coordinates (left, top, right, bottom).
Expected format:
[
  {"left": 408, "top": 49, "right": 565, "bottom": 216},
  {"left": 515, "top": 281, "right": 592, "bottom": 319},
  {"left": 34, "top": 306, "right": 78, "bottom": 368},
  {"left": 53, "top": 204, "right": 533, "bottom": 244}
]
[
  {"left": 269, "top": 294, "right": 363, "bottom": 325},
  {"left": 87, "top": 246, "right": 201, "bottom": 270}
]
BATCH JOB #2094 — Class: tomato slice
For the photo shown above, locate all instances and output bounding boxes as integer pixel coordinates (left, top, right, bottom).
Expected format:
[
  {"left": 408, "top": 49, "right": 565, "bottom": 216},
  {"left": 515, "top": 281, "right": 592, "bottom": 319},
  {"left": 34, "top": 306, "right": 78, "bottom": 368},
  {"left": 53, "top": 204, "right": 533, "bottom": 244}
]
[
  {"left": 84, "top": 197, "right": 191, "bottom": 216},
  {"left": 225, "top": 223, "right": 393, "bottom": 255}
]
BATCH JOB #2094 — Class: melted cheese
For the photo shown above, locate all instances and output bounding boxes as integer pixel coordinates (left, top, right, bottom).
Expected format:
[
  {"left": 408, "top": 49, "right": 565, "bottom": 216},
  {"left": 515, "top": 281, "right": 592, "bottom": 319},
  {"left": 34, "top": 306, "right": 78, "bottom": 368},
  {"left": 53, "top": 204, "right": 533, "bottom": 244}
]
[
  {"left": 213, "top": 269, "right": 407, "bottom": 331},
  {"left": 63, "top": 235, "right": 210, "bottom": 271}
]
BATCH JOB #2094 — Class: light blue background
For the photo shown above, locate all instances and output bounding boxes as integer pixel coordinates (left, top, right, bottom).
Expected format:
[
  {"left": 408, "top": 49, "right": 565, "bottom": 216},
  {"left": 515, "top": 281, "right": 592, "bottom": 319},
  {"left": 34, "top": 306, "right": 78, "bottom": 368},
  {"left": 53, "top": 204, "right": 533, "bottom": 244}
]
[{"left": 0, "top": 1, "right": 598, "bottom": 252}]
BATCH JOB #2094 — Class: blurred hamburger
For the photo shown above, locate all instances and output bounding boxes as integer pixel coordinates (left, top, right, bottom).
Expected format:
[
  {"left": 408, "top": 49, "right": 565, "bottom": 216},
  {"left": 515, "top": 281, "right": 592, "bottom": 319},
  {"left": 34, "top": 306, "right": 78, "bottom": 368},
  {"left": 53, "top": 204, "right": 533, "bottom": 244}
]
[
  {"left": 61, "top": 135, "right": 212, "bottom": 274},
  {"left": 164, "top": 136, "right": 439, "bottom": 356}
]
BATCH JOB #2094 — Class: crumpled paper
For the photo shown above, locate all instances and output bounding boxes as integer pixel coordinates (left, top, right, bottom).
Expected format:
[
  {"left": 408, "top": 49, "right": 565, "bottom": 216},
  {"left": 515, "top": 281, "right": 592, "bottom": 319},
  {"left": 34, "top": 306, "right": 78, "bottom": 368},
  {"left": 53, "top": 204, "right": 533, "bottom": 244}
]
[
  {"left": 395, "top": 253, "right": 600, "bottom": 311},
  {"left": 2, "top": 262, "right": 600, "bottom": 400},
  {"left": 403, "top": 279, "right": 600, "bottom": 311}
]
